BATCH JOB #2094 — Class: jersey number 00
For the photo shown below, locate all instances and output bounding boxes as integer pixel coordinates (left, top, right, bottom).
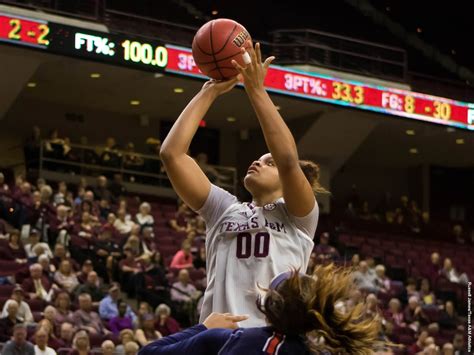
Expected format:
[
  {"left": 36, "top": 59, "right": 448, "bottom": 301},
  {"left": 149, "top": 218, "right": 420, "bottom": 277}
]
[{"left": 236, "top": 232, "right": 270, "bottom": 259}]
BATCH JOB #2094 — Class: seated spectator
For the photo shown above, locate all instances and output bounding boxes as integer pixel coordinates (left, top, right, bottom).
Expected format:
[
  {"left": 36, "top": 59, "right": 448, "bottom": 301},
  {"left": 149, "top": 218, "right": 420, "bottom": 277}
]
[
  {"left": 119, "top": 246, "right": 143, "bottom": 297},
  {"left": 140, "top": 226, "right": 158, "bottom": 258},
  {"left": 22, "top": 263, "right": 55, "bottom": 302},
  {"left": 54, "top": 260, "right": 79, "bottom": 293},
  {"left": 0, "top": 300, "right": 22, "bottom": 342},
  {"left": 401, "top": 277, "right": 420, "bottom": 304},
  {"left": 1, "top": 286, "right": 34, "bottom": 323},
  {"left": 53, "top": 181, "right": 68, "bottom": 206},
  {"left": 353, "top": 261, "right": 379, "bottom": 293},
  {"left": 35, "top": 318, "right": 62, "bottom": 350},
  {"left": 77, "top": 199, "right": 100, "bottom": 223},
  {"left": 77, "top": 211, "right": 97, "bottom": 239},
  {"left": 374, "top": 264, "right": 391, "bottom": 293},
  {"left": 135, "top": 202, "right": 154, "bottom": 228},
  {"left": 364, "top": 293, "right": 379, "bottom": 319},
  {"left": 54, "top": 291, "right": 73, "bottom": 326},
  {"left": 109, "top": 299, "right": 134, "bottom": 336},
  {"left": 427, "top": 252, "right": 441, "bottom": 283},
  {"left": 99, "top": 283, "right": 137, "bottom": 323},
  {"left": 385, "top": 298, "right": 406, "bottom": 328},
  {"left": 1, "top": 324, "right": 35, "bottom": 355},
  {"left": 57, "top": 322, "right": 74, "bottom": 348},
  {"left": 169, "top": 202, "right": 193, "bottom": 232},
  {"left": 442, "top": 343, "right": 455, "bottom": 355},
  {"left": 418, "top": 278, "right": 436, "bottom": 307},
  {"left": 49, "top": 205, "right": 74, "bottom": 246},
  {"left": 0, "top": 229, "right": 27, "bottom": 263},
  {"left": 154, "top": 304, "right": 180, "bottom": 336},
  {"left": 101, "top": 137, "right": 122, "bottom": 168},
  {"left": 92, "top": 227, "right": 121, "bottom": 283},
  {"left": 171, "top": 269, "right": 201, "bottom": 304},
  {"left": 135, "top": 313, "right": 162, "bottom": 347},
  {"left": 441, "top": 258, "right": 469, "bottom": 285},
  {"left": 313, "top": 232, "right": 340, "bottom": 264},
  {"left": 38, "top": 254, "right": 56, "bottom": 280},
  {"left": 137, "top": 302, "right": 153, "bottom": 325},
  {"left": 25, "top": 229, "right": 53, "bottom": 259},
  {"left": 74, "top": 271, "right": 104, "bottom": 308},
  {"left": 407, "top": 330, "right": 429, "bottom": 354},
  {"left": 452, "top": 332, "right": 465, "bottom": 353},
  {"left": 124, "top": 341, "right": 139, "bottom": 355},
  {"left": 70, "top": 330, "right": 91, "bottom": 355},
  {"left": 76, "top": 259, "right": 94, "bottom": 284},
  {"left": 34, "top": 328, "right": 56, "bottom": 355},
  {"left": 51, "top": 243, "right": 78, "bottom": 272},
  {"left": 72, "top": 293, "right": 110, "bottom": 335},
  {"left": 170, "top": 240, "right": 193, "bottom": 270},
  {"left": 403, "top": 296, "right": 429, "bottom": 331},
  {"left": 350, "top": 254, "right": 360, "bottom": 270},
  {"left": 98, "top": 199, "right": 112, "bottom": 220},
  {"left": 439, "top": 300, "right": 460, "bottom": 330},
  {"left": 136, "top": 254, "right": 170, "bottom": 309},
  {"left": 101, "top": 340, "right": 116, "bottom": 355},
  {"left": 115, "top": 329, "right": 136, "bottom": 355},
  {"left": 114, "top": 209, "right": 135, "bottom": 235},
  {"left": 452, "top": 224, "right": 465, "bottom": 244},
  {"left": 93, "top": 176, "right": 112, "bottom": 203}
]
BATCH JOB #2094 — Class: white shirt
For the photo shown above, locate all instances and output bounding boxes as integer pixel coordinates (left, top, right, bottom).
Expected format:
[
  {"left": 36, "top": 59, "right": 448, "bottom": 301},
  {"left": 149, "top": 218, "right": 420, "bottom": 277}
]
[
  {"left": 113, "top": 219, "right": 134, "bottom": 234},
  {"left": 34, "top": 345, "right": 56, "bottom": 355},
  {"left": 1, "top": 299, "right": 34, "bottom": 323},
  {"left": 136, "top": 213, "right": 154, "bottom": 226},
  {"left": 198, "top": 184, "right": 318, "bottom": 327},
  {"left": 24, "top": 242, "right": 53, "bottom": 258}
]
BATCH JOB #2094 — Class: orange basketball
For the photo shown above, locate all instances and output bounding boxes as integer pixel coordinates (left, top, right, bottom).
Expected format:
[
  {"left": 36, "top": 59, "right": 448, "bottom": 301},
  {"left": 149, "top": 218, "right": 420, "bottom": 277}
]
[{"left": 192, "top": 18, "right": 252, "bottom": 80}]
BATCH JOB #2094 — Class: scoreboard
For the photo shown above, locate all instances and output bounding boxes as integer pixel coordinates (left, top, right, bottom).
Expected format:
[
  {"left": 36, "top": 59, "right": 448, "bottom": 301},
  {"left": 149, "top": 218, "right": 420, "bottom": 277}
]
[{"left": 1, "top": 11, "right": 474, "bottom": 130}]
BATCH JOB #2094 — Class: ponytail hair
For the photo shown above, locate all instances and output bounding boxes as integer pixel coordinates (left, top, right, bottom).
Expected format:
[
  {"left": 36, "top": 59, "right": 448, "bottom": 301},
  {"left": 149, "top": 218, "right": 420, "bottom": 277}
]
[
  {"left": 299, "top": 160, "right": 329, "bottom": 195},
  {"left": 257, "top": 264, "right": 381, "bottom": 354}
]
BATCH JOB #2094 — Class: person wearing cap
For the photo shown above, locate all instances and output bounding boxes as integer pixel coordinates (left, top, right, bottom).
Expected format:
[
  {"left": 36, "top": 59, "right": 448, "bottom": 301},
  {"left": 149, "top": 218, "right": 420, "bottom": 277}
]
[
  {"left": 1, "top": 285, "right": 34, "bottom": 324},
  {"left": 24, "top": 228, "right": 53, "bottom": 259},
  {"left": 139, "top": 265, "right": 381, "bottom": 355},
  {"left": 99, "top": 283, "right": 137, "bottom": 323}
]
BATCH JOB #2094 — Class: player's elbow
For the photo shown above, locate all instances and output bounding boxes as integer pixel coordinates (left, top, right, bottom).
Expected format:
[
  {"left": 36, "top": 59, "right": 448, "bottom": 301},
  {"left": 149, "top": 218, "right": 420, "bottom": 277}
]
[{"left": 159, "top": 145, "right": 177, "bottom": 163}]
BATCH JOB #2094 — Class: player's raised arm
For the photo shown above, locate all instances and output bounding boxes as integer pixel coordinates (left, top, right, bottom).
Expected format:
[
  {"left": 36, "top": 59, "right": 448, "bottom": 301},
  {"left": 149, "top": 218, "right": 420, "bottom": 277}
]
[
  {"left": 232, "top": 42, "right": 316, "bottom": 217},
  {"left": 160, "top": 79, "right": 238, "bottom": 211}
]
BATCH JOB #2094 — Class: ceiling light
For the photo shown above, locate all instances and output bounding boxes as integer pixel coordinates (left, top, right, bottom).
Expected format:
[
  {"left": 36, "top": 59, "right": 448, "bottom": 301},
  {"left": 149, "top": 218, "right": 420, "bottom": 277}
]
[
  {"left": 27, "top": 82, "right": 37, "bottom": 88},
  {"left": 409, "top": 148, "right": 418, "bottom": 154},
  {"left": 211, "top": 10, "right": 218, "bottom": 15},
  {"left": 130, "top": 100, "right": 140, "bottom": 106},
  {"left": 416, "top": 28, "right": 422, "bottom": 33},
  {"left": 456, "top": 138, "right": 464, "bottom": 145},
  {"left": 406, "top": 129, "right": 415, "bottom": 135},
  {"left": 90, "top": 73, "right": 101, "bottom": 78},
  {"left": 174, "top": 88, "right": 184, "bottom": 93},
  {"left": 226, "top": 117, "right": 236, "bottom": 122}
]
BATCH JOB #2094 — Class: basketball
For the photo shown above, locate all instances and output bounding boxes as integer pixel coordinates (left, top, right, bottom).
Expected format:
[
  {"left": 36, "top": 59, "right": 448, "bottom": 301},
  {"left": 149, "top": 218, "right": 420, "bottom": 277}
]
[{"left": 192, "top": 18, "right": 252, "bottom": 80}]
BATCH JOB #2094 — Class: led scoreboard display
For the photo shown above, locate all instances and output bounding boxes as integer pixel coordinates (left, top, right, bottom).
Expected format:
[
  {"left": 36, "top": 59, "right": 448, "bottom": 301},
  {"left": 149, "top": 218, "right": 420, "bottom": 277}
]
[
  {"left": 0, "top": 12, "right": 168, "bottom": 71},
  {"left": 166, "top": 46, "right": 474, "bottom": 130},
  {"left": 1, "top": 11, "right": 474, "bottom": 130}
]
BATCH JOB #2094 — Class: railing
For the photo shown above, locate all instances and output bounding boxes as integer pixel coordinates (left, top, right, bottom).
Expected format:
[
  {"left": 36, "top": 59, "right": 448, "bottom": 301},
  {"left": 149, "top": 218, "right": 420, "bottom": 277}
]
[
  {"left": 38, "top": 141, "right": 237, "bottom": 194},
  {"left": 271, "top": 29, "right": 407, "bottom": 82}
]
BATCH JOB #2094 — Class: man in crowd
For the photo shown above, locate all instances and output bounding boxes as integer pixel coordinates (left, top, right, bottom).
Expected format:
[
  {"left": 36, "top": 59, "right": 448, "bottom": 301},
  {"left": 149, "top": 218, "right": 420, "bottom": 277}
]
[{"left": 1, "top": 324, "right": 35, "bottom": 355}]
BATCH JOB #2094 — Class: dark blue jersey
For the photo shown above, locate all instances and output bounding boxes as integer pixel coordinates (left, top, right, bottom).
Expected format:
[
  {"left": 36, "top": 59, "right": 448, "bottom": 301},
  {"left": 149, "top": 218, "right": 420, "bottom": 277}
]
[{"left": 139, "top": 324, "right": 310, "bottom": 355}]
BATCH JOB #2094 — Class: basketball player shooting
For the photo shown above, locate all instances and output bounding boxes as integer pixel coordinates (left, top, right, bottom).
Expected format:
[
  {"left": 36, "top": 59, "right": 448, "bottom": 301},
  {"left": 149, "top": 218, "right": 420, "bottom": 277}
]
[{"left": 160, "top": 41, "right": 325, "bottom": 327}]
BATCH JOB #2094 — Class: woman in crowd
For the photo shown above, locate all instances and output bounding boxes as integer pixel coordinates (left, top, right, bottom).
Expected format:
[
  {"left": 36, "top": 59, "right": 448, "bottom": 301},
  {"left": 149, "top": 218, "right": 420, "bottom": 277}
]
[
  {"left": 135, "top": 313, "right": 162, "bottom": 346},
  {"left": 54, "top": 260, "right": 79, "bottom": 293}
]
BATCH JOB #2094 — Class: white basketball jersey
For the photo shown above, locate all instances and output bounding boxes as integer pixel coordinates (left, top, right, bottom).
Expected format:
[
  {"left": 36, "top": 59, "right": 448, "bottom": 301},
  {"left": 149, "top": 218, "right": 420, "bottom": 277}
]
[{"left": 198, "top": 184, "right": 318, "bottom": 327}]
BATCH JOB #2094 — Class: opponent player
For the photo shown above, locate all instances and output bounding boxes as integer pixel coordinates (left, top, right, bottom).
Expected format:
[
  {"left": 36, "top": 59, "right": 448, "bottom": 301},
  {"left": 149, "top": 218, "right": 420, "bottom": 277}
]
[
  {"left": 139, "top": 265, "right": 381, "bottom": 354},
  {"left": 159, "top": 41, "right": 325, "bottom": 326}
]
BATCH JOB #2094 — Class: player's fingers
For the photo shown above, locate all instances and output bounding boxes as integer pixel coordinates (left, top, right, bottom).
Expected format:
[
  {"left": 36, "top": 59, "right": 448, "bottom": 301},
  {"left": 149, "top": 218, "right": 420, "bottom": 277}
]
[
  {"left": 263, "top": 56, "right": 275, "bottom": 70},
  {"left": 256, "top": 42, "right": 262, "bottom": 64},
  {"left": 231, "top": 60, "right": 246, "bottom": 73},
  {"left": 225, "top": 314, "right": 249, "bottom": 322},
  {"left": 246, "top": 40, "right": 258, "bottom": 68}
]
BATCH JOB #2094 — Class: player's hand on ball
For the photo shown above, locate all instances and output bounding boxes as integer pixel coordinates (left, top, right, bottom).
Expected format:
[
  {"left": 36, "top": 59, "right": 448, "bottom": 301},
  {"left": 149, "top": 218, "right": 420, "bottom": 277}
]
[
  {"left": 203, "top": 312, "right": 249, "bottom": 329},
  {"left": 231, "top": 41, "right": 275, "bottom": 92},
  {"left": 202, "top": 77, "right": 239, "bottom": 97}
]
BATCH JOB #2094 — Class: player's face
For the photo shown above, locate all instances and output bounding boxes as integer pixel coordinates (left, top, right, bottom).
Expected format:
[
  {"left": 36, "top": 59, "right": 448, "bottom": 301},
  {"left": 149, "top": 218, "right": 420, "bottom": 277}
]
[{"left": 244, "top": 153, "right": 282, "bottom": 195}]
